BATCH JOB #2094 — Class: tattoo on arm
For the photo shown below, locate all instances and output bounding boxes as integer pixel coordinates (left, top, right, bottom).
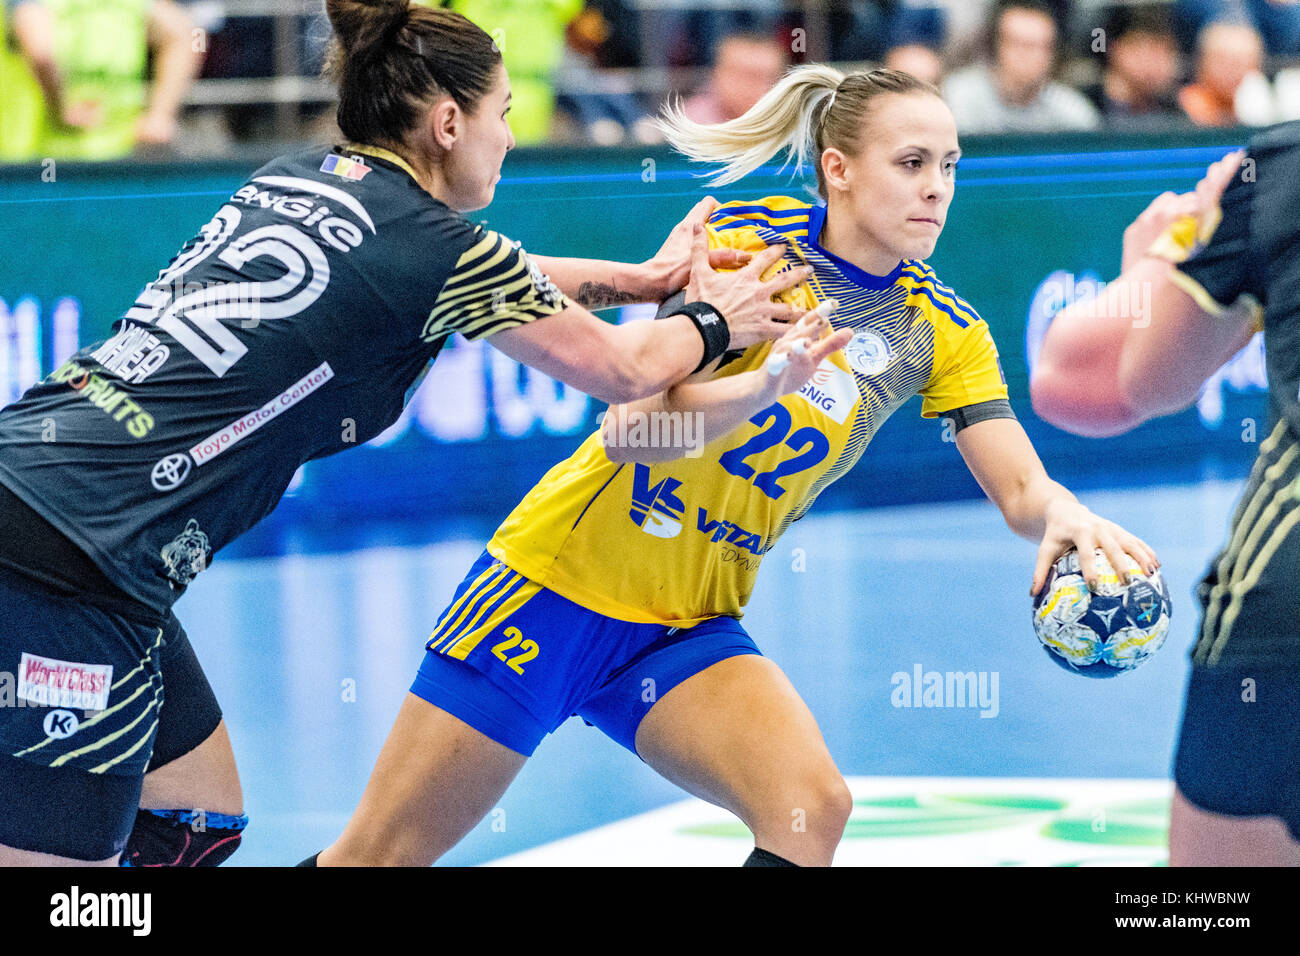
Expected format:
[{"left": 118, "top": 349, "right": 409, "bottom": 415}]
[{"left": 575, "top": 281, "right": 641, "bottom": 309}]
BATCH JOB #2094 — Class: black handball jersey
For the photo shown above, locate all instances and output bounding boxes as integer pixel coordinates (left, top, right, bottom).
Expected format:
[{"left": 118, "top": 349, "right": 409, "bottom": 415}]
[
  {"left": 1169, "top": 121, "right": 1300, "bottom": 436},
  {"left": 0, "top": 144, "right": 566, "bottom": 612},
  {"left": 1162, "top": 121, "right": 1300, "bottom": 667}
]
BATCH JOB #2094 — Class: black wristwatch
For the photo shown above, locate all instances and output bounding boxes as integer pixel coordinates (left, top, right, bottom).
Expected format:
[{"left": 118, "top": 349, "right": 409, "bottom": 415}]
[{"left": 669, "top": 300, "right": 731, "bottom": 372}]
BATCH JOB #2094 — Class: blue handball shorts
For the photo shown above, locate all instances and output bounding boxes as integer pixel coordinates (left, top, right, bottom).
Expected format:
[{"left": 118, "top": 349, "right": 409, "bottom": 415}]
[{"left": 410, "top": 550, "right": 762, "bottom": 757}]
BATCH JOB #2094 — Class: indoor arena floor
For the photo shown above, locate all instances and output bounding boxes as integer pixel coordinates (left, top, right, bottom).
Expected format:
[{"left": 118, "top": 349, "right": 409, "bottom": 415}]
[{"left": 171, "top": 480, "right": 1244, "bottom": 866}]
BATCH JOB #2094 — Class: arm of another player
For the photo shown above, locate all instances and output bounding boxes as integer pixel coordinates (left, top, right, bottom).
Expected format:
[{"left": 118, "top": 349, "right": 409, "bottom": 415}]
[
  {"left": 954, "top": 417, "right": 1159, "bottom": 594},
  {"left": 529, "top": 197, "right": 756, "bottom": 309},
  {"left": 601, "top": 302, "right": 851, "bottom": 464},
  {"left": 1031, "top": 152, "right": 1257, "bottom": 436},
  {"left": 488, "top": 225, "right": 805, "bottom": 405}
]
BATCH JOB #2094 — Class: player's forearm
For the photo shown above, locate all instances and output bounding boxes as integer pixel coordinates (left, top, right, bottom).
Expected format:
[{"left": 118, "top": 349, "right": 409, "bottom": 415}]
[
  {"left": 605, "top": 312, "right": 709, "bottom": 402},
  {"left": 1002, "top": 473, "right": 1080, "bottom": 543},
  {"left": 531, "top": 256, "right": 663, "bottom": 309},
  {"left": 12, "top": 5, "right": 66, "bottom": 120},
  {"left": 146, "top": 32, "right": 201, "bottom": 124},
  {"left": 1035, "top": 257, "right": 1254, "bottom": 436},
  {"left": 603, "top": 368, "right": 770, "bottom": 464},
  {"left": 961, "top": 419, "right": 1080, "bottom": 542},
  {"left": 1115, "top": 259, "right": 1257, "bottom": 421},
  {"left": 1031, "top": 274, "right": 1145, "bottom": 437}
]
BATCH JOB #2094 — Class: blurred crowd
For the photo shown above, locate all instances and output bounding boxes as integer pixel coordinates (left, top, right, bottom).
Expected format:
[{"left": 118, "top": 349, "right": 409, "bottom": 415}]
[{"left": 1, "top": 0, "right": 1299, "bottom": 162}]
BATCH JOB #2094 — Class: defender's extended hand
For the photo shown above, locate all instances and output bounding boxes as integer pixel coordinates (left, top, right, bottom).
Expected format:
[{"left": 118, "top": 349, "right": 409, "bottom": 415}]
[{"left": 686, "top": 224, "right": 809, "bottom": 351}]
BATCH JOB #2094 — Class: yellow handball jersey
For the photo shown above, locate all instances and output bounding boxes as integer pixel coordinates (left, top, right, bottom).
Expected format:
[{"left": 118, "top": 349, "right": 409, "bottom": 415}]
[{"left": 488, "top": 196, "right": 1010, "bottom": 625}]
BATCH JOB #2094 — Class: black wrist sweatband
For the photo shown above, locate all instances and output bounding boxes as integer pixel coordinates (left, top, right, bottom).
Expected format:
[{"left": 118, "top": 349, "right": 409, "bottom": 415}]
[{"left": 670, "top": 301, "right": 731, "bottom": 372}]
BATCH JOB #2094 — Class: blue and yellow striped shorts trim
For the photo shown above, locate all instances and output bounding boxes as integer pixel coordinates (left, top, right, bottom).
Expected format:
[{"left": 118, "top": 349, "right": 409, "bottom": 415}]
[{"left": 427, "top": 559, "right": 543, "bottom": 660}]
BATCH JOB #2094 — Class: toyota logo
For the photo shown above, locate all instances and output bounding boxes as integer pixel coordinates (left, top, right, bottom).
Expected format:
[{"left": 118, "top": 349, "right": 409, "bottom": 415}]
[{"left": 152, "top": 453, "right": 192, "bottom": 492}]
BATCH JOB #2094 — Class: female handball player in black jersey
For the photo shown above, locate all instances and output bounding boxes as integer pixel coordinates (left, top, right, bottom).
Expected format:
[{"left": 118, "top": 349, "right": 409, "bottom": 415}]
[
  {"left": 1035, "top": 127, "right": 1300, "bottom": 866},
  {"left": 309, "top": 66, "right": 1162, "bottom": 867},
  {"left": 0, "top": 0, "right": 812, "bottom": 866}
]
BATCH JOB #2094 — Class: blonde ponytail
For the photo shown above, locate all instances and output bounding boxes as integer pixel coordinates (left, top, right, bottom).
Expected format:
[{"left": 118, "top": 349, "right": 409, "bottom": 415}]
[
  {"left": 658, "top": 64, "right": 844, "bottom": 188},
  {"left": 660, "top": 65, "right": 943, "bottom": 197}
]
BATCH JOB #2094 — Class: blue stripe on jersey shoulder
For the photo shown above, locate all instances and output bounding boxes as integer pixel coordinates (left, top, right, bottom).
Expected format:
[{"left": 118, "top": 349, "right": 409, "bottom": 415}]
[
  {"left": 710, "top": 203, "right": 809, "bottom": 222},
  {"left": 714, "top": 220, "right": 808, "bottom": 236},
  {"left": 712, "top": 208, "right": 800, "bottom": 230},
  {"left": 905, "top": 278, "right": 971, "bottom": 328},
  {"left": 905, "top": 262, "right": 981, "bottom": 317},
  {"left": 901, "top": 266, "right": 979, "bottom": 329},
  {"left": 902, "top": 261, "right": 978, "bottom": 310}
]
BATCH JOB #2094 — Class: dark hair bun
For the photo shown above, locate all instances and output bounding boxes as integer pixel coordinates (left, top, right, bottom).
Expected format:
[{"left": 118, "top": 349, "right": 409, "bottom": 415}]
[
  {"left": 326, "top": 1, "right": 502, "bottom": 145},
  {"left": 326, "top": 0, "right": 410, "bottom": 56}
]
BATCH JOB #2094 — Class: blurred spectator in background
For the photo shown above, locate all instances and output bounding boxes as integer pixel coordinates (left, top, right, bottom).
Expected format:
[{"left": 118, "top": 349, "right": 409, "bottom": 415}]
[
  {"left": 654, "top": 0, "right": 783, "bottom": 68},
  {"left": 553, "top": 2, "right": 660, "bottom": 144},
  {"left": 1083, "top": 4, "right": 1189, "bottom": 129},
  {"left": 681, "top": 31, "right": 790, "bottom": 125},
  {"left": 572, "top": 0, "right": 640, "bottom": 68},
  {"left": 944, "top": 0, "right": 1100, "bottom": 133},
  {"left": 1275, "top": 61, "right": 1300, "bottom": 121},
  {"left": 1173, "top": 0, "right": 1300, "bottom": 56},
  {"left": 443, "top": 0, "right": 583, "bottom": 145},
  {"left": 1, "top": 0, "right": 200, "bottom": 161},
  {"left": 829, "top": 1, "right": 950, "bottom": 62},
  {"left": 927, "top": 0, "right": 1072, "bottom": 65},
  {"left": 0, "top": 2, "right": 45, "bottom": 161},
  {"left": 1179, "top": 19, "right": 1267, "bottom": 125},
  {"left": 884, "top": 42, "right": 945, "bottom": 86}
]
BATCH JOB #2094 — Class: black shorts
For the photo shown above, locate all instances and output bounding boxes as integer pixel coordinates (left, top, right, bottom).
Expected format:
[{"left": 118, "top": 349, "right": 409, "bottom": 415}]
[
  {"left": 0, "top": 566, "right": 222, "bottom": 860},
  {"left": 1173, "top": 662, "right": 1300, "bottom": 840},
  {"left": 1191, "top": 421, "right": 1300, "bottom": 669},
  {"left": 1174, "top": 426, "right": 1300, "bottom": 837}
]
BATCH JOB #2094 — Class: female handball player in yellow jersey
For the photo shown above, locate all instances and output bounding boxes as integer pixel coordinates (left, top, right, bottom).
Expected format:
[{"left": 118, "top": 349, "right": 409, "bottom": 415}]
[
  {"left": 307, "top": 66, "right": 1161, "bottom": 868},
  {"left": 0, "top": 1, "right": 815, "bottom": 867}
]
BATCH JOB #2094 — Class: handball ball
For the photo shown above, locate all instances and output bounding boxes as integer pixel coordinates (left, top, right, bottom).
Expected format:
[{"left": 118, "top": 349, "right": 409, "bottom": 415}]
[{"left": 1031, "top": 548, "right": 1172, "bottom": 678}]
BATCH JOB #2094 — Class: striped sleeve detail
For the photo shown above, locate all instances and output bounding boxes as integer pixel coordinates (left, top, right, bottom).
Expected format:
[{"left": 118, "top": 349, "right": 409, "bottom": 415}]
[
  {"left": 421, "top": 229, "right": 568, "bottom": 343},
  {"left": 1165, "top": 162, "right": 1256, "bottom": 315},
  {"left": 712, "top": 211, "right": 808, "bottom": 229},
  {"left": 901, "top": 264, "right": 981, "bottom": 328},
  {"left": 1160, "top": 166, "right": 1265, "bottom": 333},
  {"left": 714, "top": 220, "right": 809, "bottom": 238},
  {"left": 708, "top": 197, "right": 811, "bottom": 233}
]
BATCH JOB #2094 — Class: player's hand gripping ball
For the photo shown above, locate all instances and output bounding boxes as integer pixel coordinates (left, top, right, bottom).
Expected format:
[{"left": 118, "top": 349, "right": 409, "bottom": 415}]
[{"left": 1031, "top": 548, "right": 1172, "bottom": 678}]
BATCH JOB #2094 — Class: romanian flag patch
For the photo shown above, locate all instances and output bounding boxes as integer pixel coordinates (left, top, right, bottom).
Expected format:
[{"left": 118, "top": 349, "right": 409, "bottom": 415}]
[{"left": 320, "top": 153, "right": 372, "bottom": 181}]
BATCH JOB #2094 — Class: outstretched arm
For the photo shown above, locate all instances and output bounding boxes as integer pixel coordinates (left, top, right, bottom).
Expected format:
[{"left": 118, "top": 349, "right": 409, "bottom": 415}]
[
  {"left": 1031, "top": 152, "right": 1257, "bottom": 436},
  {"left": 955, "top": 417, "right": 1159, "bottom": 594},
  {"left": 489, "top": 224, "right": 806, "bottom": 405},
  {"left": 601, "top": 304, "right": 851, "bottom": 463},
  {"left": 530, "top": 197, "right": 755, "bottom": 308}
]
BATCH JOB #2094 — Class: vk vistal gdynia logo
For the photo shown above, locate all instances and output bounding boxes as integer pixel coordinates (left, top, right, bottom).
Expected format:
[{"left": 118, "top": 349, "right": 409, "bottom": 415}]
[{"left": 629, "top": 464, "right": 684, "bottom": 538}]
